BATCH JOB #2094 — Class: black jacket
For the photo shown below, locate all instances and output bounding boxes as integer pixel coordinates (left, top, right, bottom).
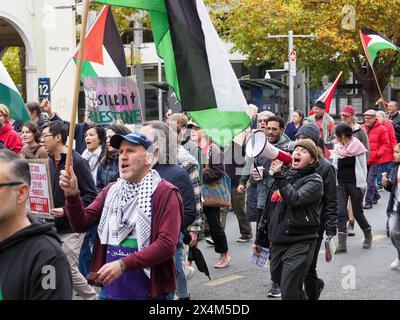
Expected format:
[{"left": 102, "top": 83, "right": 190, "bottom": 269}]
[
  {"left": 389, "top": 112, "right": 400, "bottom": 143},
  {"left": 256, "top": 164, "right": 324, "bottom": 246},
  {"left": 49, "top": 114, "right": 90, "bottom": 155},
  {"left": 316, "top": 156, "right": 338, "bottom": 237},
  {"left": 384, "top": 162, "right": 400, "bottom": 215},
  {"left": 154, "top": 163, "right": 196, "bottom": 230},
  {"left": 48, "top": 151, "right": 97, "bottom": 233},
  {"left": 0, "top": 217, "right": 72, "bottom": 300}
]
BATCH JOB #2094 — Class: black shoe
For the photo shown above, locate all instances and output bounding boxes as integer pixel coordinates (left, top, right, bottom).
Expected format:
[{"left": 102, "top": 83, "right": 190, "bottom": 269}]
[
  {"left": 363, "top": 203, "right": 373, "bottom": 209},
  {"left": 317, "top": 279, "right": 325, "bottom": 299}
]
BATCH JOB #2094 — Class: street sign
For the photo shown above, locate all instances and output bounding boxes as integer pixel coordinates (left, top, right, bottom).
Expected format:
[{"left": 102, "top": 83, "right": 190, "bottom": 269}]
[
  {"left": 38, "top": 77, "right": 51, "bottom": 102},
  {"left": 289, "top": 50, "right": 296, "bottom": 61},
  {"left": 289, "top": 50, "right": 296, "bottom": 76}
]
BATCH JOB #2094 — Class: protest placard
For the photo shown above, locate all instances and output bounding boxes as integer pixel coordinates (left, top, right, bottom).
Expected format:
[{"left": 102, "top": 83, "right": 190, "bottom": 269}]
[
  {"left": 84, "top": 76, "right": 143, "bottom": 124},
  {"left": 27, "top": 159, "right": 54, "bottom": 219}
]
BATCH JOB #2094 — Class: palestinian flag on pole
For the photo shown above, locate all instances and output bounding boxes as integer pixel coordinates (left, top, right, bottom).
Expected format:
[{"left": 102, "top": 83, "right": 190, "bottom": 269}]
[
  {"left": 74, "top": 5, "right": 127, "bottom": 78},
  {"left": 96, "top": 0, "right": 250, "bottom": 146},
  {"left": 0, "top": 61, "right": 30, "bottom": 123},
  {"left": 315, "top": 71, "right": 342, "bottom": 114},
  {"left": 360, "top": 29, "right": 400, "bottom": 65}
]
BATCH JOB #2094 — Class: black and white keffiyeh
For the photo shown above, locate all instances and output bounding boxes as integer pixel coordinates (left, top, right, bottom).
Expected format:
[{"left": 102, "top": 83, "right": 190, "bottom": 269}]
[{"left": 98, "top": 169, "right": 161, "bottom": 277}]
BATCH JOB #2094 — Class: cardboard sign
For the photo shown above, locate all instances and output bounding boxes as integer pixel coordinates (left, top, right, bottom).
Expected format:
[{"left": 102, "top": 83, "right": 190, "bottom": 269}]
[
  {"left": 84, "top": 76, "right": 143, "bottom": 125},
  {"left": 27, "top": 159, "right": 54, "bottom": 219}
]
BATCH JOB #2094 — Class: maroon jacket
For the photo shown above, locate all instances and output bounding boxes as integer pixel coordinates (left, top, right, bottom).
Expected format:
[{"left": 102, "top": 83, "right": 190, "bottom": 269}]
[{"left": 65, "top": 179, "right": 183, "bottom": 298}]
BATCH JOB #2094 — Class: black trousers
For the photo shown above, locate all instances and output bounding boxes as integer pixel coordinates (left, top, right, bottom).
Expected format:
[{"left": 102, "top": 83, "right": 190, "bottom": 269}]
[
  {"left": 337, "top": 182, "right": 371, "bottom": 233},
  {"left": 270, "top": 240, "right": 316, "bottom": 300},
  {"left": 304, "top": 235, "right": 323, "bottom": 300},
  {"left": 203, "top": 206, "right": 229, "bottom": 254}
]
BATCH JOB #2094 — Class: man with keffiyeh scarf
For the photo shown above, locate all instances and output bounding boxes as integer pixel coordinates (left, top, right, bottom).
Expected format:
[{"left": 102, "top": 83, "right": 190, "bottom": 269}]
[{"left": 60, "top": 132, "right": 183, "bottom": 300}]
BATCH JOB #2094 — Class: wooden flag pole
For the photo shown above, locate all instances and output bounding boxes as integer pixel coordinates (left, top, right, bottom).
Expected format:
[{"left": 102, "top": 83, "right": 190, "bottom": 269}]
[
  {"left": 370, "top": 64, "right": 384, "bottom": 101},
  {"left": 66, "top": 0, "right": 90, "bottom": 170}
]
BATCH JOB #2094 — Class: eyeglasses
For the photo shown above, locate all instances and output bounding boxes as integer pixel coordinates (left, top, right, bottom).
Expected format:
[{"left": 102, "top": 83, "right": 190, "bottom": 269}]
[
  {"left": 258, "top": 119, "right": 268, "bottom": 123},
  {"left": 42, "top": 134, "right": 54, "bottom": 138},
  {"left": 0, "top": 182, "right": 23, "bottom": 188}
]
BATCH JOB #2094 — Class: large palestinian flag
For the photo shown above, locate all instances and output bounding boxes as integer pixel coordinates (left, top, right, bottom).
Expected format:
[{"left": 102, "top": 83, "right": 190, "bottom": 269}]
[
  {"left": 360, "top": 29, "right": 400, "bottom": 65},
  {"left": 96, "top": 0, "right": 250, "bottom": 146},
  {"left": 0, "top": 61, "right": 30, "bottom": 123},
  {"left": 74, "top": 5, "right": 127, "bottom": 78}
]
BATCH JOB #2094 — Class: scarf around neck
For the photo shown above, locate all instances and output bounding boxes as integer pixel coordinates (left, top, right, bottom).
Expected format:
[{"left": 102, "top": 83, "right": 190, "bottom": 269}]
[
  {"left": 334, "top": 137, "right": 367, "bottom": 159},
  {"left": 98, "top": 169, "right": 162, "bottom": 278}
]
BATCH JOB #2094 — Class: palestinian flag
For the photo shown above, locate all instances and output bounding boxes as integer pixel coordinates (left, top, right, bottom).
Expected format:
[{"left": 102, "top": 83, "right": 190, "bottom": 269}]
[
  {"left": 96, "top": 0, "right": 250, "bottom": 146},
  {"left": 0, "top": 61, "right": 30, "bottom": 123},
  {"left": 74, "top": 5, "right": 127, "bottom": 78},
  {"left": 315, "top": 71, "right": 342, "bottom": 114},
  {"left": 360, "top": 29, "right": 400, "bottom": 65}
]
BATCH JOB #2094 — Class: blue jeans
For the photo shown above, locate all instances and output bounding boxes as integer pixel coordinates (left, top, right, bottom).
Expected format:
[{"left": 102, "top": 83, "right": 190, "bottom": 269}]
[
  {"left": 365, "top": 165, "right": 379, "bottom": 204},
  {"left": 175, "top": 232, "right": 189, "bottom": 299},
  {"left": 377, "top": 162, "right": 394, "bottom": 187},
  {"left": 78, "top": 225, "right": 98, "bottom": 278}
]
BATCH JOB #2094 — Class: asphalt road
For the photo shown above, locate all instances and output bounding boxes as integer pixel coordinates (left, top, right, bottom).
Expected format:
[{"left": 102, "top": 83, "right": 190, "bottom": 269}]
[{"left": 188, "top": 190, "right": 400, "bottom": 300}]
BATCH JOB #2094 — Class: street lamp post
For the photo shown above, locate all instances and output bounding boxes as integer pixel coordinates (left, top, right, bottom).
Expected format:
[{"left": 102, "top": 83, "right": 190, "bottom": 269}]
[{"left": 266, "top": 31, "right": 319, "bottom": 120}]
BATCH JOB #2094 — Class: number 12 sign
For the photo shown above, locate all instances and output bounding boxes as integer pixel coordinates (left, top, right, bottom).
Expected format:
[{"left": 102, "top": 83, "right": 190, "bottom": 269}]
[{"left": 38, "top": 77, "right": 51, "bottom": 102}]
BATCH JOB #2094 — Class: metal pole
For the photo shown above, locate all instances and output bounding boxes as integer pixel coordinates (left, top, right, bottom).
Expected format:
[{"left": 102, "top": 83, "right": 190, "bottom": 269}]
[
  {"left": 158, "top": 58, "right": 163, "bottom": 121},
  {"left": 288, "top": 30, "right": 294, "bottom": 121}
]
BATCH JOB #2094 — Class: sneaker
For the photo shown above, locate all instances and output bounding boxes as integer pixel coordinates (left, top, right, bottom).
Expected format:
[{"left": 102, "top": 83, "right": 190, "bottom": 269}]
[
  {"left": 187, "top": 266, "right": 195, "bottom": 280},
  {"left": 205, "top": 237, "right": 214, "bottom": 246},
  {"left": 267, "top": 282, "right": 281, "bottom": 298},
  {"left": 214, "top": 253, "right": 231, "bottom": 268},
  {"left": 347, "top": 221, "right": 355, "bottom": 237},
  {"left": 363, "top": 202, "right": 372, "bottom": 209},
  {"left": 236, "top": 235, "right": 253, "bottom": 243},
  {"left": 390, "top": 258, "right": 400, "bottom": 270}
]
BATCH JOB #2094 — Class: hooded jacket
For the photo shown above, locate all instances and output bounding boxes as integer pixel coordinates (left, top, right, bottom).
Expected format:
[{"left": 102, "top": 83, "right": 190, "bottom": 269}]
[
  {"left": 0, "top": 122, "right": 23, "bottom": 154},
  {"left": 363, "top": 120, "right": 391, "bottom": 165},
  {"left": 0, "top": 217, "right": 72, "bottom": 300}
]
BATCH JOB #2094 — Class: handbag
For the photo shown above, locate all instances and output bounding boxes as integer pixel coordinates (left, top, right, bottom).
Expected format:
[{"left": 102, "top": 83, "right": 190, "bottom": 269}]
[{"left": 202, "top": 145, "right": 231, "bottom": 207}]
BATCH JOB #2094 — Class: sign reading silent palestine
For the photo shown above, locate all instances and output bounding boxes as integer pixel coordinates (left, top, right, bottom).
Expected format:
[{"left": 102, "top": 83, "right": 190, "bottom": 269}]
[{"left": 84, "top": 76, "right": 143, "bottom": 124}]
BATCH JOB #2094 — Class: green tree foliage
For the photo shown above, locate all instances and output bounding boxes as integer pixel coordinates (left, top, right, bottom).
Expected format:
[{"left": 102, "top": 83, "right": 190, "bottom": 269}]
[
  {"left": 2, "top": 47, "right": 21, "bottom": 85},
  {"left": 206, "top": 0, "right": 400, "bottom": 107}
]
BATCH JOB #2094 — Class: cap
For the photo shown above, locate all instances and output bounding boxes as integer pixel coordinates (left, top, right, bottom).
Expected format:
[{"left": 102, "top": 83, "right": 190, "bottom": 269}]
[
  {"left": 363, "top": 109, "right": 377, "bottom": 117},
  {"left": 187, "top": 119, "right": 200, "bottom": 128},
  {"left": 294, "top": 138, "right": 319, "bottom": 161},
  {"left": 314, "top": 101, "right": 326, "bottom": 109},
  {"left": 340, "top": 105, "right": 356, "bottom": 116},
  {"left": 295, "top": 124, "right": 320, "bottom": 145},
  {"left": 110, "top": 132, "right": 153, "bottom": 150}
]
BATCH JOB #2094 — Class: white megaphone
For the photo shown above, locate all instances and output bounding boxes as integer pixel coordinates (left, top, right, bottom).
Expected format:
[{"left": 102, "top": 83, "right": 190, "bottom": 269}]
[{"left": 245, "top": 130, "right": 292, "bottom": 165}]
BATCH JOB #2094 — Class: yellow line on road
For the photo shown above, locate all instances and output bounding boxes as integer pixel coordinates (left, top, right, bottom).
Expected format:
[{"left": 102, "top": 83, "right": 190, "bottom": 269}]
[
  {"left": 317, "top": 234, "right": 387, "bottom": 255},
  {"left": 204, "top": 274, "right": 244, "bottom": 287}
]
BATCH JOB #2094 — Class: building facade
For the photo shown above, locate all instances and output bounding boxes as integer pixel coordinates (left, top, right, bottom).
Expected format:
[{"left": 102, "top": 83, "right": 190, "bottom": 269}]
[{"left": 0, "top": 0, "right": 76, "bottom": 121}]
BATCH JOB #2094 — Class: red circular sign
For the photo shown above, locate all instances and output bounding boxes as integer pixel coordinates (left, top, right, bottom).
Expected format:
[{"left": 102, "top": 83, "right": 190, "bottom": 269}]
[{"left": 289, "top": 50, "right": 296, "bottom": 61}]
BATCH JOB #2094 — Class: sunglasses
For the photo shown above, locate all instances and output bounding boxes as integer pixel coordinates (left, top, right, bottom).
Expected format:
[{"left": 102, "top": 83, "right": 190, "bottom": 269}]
[
  {"left": 258, "top": 119, "right": 268, "bottom": 123},
  {"left": 0, "top": 182, "right": 23, "bottom": 188}
]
